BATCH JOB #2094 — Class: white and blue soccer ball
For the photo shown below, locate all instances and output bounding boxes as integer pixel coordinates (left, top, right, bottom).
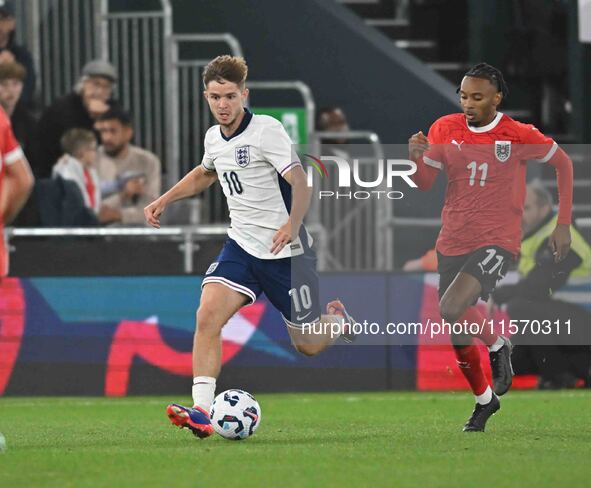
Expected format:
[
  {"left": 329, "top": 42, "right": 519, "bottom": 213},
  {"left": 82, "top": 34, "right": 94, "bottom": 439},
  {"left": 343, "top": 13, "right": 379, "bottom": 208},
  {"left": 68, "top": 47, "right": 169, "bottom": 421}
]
[{"left": 210, "top": 389, "right": 261, "bottom": 440}]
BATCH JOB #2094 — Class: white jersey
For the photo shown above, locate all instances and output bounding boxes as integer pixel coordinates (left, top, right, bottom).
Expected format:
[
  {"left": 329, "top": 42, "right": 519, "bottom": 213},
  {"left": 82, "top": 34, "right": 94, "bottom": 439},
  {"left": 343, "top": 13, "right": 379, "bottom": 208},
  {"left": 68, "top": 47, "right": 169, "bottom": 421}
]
[{"left": 201, "top": 110, "right": 313, "bottom": 259}]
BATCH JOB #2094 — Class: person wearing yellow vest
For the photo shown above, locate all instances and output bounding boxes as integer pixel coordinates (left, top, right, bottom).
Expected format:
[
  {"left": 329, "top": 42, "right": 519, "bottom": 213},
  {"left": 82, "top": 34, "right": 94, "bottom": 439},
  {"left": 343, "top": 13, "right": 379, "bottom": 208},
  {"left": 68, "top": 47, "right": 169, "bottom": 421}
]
[{"left": 491, "top": 183, "right": 591, "bottom": 389}]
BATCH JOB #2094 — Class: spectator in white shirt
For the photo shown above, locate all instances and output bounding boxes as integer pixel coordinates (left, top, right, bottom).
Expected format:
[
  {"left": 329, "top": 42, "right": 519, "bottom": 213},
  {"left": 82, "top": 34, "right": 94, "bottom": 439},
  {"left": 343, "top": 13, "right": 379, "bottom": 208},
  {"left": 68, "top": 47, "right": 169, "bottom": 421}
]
[{"left": 52, "top": 128, "right": 101, "bottom": 215}]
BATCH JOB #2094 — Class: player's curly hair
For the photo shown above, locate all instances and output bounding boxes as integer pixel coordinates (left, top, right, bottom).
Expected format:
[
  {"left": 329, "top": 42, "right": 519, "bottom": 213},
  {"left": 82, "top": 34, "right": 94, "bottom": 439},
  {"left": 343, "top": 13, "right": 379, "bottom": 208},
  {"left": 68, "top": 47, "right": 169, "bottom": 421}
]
[
  {"left": 202, "top": 55, "right": 248, "bottom": 89},
  {"left": 458, "top": 63, "right": 509, "bottom": 98}
]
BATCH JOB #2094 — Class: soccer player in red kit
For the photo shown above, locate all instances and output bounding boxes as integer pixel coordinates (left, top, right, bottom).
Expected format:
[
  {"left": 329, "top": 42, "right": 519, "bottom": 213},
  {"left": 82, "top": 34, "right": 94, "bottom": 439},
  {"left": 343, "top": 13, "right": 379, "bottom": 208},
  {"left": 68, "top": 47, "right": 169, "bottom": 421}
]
[
  {"left": 0, "top": 106, "right": 33, "bottom": 279},
  {"left": 409, "top": 63, "right": 573, "bottom": 431}
]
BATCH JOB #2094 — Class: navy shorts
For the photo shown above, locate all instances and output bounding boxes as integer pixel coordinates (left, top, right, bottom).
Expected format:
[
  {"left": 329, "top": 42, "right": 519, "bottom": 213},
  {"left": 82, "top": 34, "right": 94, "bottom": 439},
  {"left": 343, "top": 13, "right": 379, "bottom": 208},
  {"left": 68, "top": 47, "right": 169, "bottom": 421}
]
[{"left": 202, "top": 238, "right": 321, "bottom": 327}]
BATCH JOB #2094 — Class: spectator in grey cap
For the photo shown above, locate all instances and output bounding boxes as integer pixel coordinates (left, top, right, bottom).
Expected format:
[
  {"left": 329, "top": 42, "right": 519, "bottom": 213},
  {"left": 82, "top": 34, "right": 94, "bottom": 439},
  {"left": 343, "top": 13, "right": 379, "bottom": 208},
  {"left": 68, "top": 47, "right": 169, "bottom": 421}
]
[
  {"left": 32, "top": 59, "right": 120, "bottom": 178},
  {"left": 0, "top": 1, "right": 36, "bottom": 106}
]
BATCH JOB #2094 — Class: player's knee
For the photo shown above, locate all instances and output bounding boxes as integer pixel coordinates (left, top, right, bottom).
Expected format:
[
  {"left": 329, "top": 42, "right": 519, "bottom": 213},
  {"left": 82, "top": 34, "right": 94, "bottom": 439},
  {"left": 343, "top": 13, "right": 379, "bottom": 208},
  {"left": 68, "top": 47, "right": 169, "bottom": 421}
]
[
  {"left": 293, "top": 343, "right": 322, "bottom": 357},
  {"left": 196, "top": 306, "right": 223, "bottom": 336},
  {"left": 439, "top": 297, "right": 464, "bottom": 323}
]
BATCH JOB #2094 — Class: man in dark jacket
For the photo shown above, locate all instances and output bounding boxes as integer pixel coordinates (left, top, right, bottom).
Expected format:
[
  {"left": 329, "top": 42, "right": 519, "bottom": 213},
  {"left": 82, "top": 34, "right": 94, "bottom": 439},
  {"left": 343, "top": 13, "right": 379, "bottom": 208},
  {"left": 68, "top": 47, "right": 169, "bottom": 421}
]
[
  {"left": 491, "top": 184, "right": 591, "bottom": 388},
  {"left": 33, "top": 59, "right": 119, "bottom": 178}
]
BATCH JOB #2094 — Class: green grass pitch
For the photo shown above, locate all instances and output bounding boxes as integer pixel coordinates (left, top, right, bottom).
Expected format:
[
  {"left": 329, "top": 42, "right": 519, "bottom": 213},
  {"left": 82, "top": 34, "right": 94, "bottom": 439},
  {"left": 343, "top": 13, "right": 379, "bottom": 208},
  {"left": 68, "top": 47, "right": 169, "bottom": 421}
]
[{"left": 1, "top": 391, "right": 590, "bottom": 487}]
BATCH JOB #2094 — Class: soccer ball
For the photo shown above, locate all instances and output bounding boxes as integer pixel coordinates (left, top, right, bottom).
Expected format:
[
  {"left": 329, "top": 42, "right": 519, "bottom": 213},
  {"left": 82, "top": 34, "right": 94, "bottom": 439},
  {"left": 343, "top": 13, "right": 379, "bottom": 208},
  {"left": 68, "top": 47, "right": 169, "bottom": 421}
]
[{"left": 210, "top": 389, "right": 261, "bottom": 440}]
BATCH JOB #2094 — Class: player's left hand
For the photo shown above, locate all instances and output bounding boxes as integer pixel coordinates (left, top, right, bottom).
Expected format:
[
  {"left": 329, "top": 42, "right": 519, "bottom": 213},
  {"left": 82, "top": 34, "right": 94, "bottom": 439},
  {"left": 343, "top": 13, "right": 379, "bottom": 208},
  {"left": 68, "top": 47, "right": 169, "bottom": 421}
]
[
  {"left": 271, "top": 220, "right": 298, "bottom": 255},
  {"left": 549, "top": 224, "right": 571, "bottom": 262}
]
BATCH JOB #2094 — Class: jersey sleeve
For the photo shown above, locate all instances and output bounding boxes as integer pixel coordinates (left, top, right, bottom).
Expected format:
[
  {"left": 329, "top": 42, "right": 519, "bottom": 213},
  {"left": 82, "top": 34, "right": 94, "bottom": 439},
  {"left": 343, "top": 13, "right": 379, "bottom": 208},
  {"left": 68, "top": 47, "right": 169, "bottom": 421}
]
[
  {"left": 260, "top": 121, "right": 301, "bottom": 177},
  {"left": 422, "top": 119, "right": 446, "bottom": 171},
  {"left": 201, "top": 147, "right": 215, "bottom": 172},
  {"left": 200, "top": 128, "right": 216, "bottom": 172},
  {"left": 201, "top": 152, "right": 215, "bottom": 172},
  {"left": 520, "top": 124, "right": 557, "bottom": 162},
  {"left": 0, "top": 112, "right": 23, "bottom": 166}
]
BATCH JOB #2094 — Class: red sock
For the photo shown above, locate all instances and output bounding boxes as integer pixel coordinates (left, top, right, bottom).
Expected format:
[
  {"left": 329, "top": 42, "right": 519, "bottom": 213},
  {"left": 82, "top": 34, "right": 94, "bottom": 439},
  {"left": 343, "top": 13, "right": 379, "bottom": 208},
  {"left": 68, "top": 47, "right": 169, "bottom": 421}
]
[
  {"left": 459, "top": 306, "right": 498, "bottom": 347},
  {"left": 453, "top": 340, "right": 489, "bottom": 395}
]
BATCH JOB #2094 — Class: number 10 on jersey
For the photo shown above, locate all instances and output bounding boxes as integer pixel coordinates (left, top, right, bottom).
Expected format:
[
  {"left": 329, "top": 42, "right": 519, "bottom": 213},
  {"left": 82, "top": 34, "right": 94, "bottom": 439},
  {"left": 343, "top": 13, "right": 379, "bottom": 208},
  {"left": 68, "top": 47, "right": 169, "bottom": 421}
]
[{"left": 223, "top": 171, "right": 243, "bottom": 195}]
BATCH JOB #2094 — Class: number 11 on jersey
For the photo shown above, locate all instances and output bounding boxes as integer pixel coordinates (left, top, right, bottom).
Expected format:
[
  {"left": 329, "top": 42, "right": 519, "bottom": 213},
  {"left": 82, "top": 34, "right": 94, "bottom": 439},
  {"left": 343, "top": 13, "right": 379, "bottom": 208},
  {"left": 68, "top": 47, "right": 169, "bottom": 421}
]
[{"left": 467, "top": 161, "right": 488, "bottom": 187}]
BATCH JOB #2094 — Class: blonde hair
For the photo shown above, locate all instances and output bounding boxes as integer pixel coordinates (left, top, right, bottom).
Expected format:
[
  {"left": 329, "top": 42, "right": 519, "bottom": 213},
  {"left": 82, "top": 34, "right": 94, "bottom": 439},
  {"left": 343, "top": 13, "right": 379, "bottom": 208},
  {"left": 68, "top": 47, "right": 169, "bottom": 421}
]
[
  {"left": 60, "top": 128, "right": 96, "bottom": 157},
  {"left": 202, "top": 55, "right": 248, "bottom": 88}
]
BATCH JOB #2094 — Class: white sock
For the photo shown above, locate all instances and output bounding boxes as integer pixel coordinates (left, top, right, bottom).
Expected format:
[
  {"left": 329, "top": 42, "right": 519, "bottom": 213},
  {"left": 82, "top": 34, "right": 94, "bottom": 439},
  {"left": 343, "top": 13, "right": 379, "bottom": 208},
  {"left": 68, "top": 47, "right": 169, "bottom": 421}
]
[
  {"left": 475, "top": 385, "right": 493, "bottom": 405},
  {"left": 192, "top": 376, "right": 216, "bottom": 412},
  {"left": 488, "top": 336, "right": 505, "bottom": 353}
]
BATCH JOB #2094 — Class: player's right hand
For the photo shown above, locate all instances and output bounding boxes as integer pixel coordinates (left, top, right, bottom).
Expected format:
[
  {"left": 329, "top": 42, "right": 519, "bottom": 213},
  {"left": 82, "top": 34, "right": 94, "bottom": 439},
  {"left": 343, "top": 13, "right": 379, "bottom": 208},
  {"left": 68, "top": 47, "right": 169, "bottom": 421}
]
[
  {"left": 408, "top": 131, "right": 430, "bottom": 160},
  {"left": 144, "top": 197, "right": 166, "bottom": 228}
]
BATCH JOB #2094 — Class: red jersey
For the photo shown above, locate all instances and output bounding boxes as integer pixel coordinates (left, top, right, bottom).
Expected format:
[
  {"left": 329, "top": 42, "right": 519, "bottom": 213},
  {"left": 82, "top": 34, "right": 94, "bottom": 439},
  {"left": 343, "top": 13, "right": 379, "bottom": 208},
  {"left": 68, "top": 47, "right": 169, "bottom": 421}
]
[
  {"left": 422, "top": 112, "right": 558, "bottom": 257},
  {"left": 0, "top": 108, "right": 24, "bottom": 277}
]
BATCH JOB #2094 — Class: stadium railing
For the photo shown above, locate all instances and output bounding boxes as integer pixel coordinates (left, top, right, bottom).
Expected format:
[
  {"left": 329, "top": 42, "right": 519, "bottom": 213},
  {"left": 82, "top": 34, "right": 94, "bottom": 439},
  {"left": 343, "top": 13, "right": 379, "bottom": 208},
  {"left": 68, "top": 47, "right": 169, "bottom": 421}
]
[
  {"left": 5, "top": 225, "right": 227, "bottom": 274},
  {"left": 99, "top": 0, "right": 173, "bottom": 179},
  {"left": 4, "top": 223, "right": 328, "bottom": 276},
  {"left": 247, "top": 80, "right": 315, "bottom": 142},
  {"left": 17, "top": 0, "right": 104, "bottom": 106},
  {"left": 308, "top": 130, "right": 390, "bottom": 271}
]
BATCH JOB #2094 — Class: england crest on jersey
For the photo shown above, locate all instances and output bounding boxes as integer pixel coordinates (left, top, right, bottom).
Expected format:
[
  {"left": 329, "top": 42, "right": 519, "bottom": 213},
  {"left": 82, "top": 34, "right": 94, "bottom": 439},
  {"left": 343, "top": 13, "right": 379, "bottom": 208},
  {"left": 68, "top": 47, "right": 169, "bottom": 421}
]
[
  {"left": 495, "top": 141, "right": 511, "bottom": 162},
  {"left": 235, "top": 145, "right": 250, "bottom": 167}
]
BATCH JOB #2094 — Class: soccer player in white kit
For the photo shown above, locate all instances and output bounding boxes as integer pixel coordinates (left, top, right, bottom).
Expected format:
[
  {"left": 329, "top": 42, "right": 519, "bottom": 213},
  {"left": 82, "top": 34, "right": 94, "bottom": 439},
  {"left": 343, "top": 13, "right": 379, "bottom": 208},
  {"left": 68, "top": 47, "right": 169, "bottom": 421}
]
[{"left": 144, "top": 55, "right": 354, "bottom": 438}]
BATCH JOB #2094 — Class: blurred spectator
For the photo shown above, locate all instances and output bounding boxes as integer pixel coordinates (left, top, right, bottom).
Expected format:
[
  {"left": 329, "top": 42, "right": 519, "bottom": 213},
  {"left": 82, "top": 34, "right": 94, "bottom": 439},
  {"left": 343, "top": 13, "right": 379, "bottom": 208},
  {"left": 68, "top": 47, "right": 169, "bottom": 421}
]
[
  {"left": 52, "top": 128, "right": 101, "bottom": 216},
  {"left": 316, "top": 106, "right": 356, "bottom": 165},
  {"left": 0, "top": 61, "right": 36, "bottom": 160},
  {"left": 403, "top": 248, "right": 438, "bottom": 272},
  {"left": 491, "top": 184, "right": 591, "bottom": 389},
  {"left": 34, "top": 59, "right": 119, "bottom": 179},
  {"left": 0, "top": 1, "right": 36, "bottom": 106},
  {"left": 34, "top": 176, "right": 99, "bottom": 227},
  {"left": 316, "top": 106, "right": 349, "bottom": 145},
  {"left": 95, "top": 107, "right": 161, "bottom": 225}
]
